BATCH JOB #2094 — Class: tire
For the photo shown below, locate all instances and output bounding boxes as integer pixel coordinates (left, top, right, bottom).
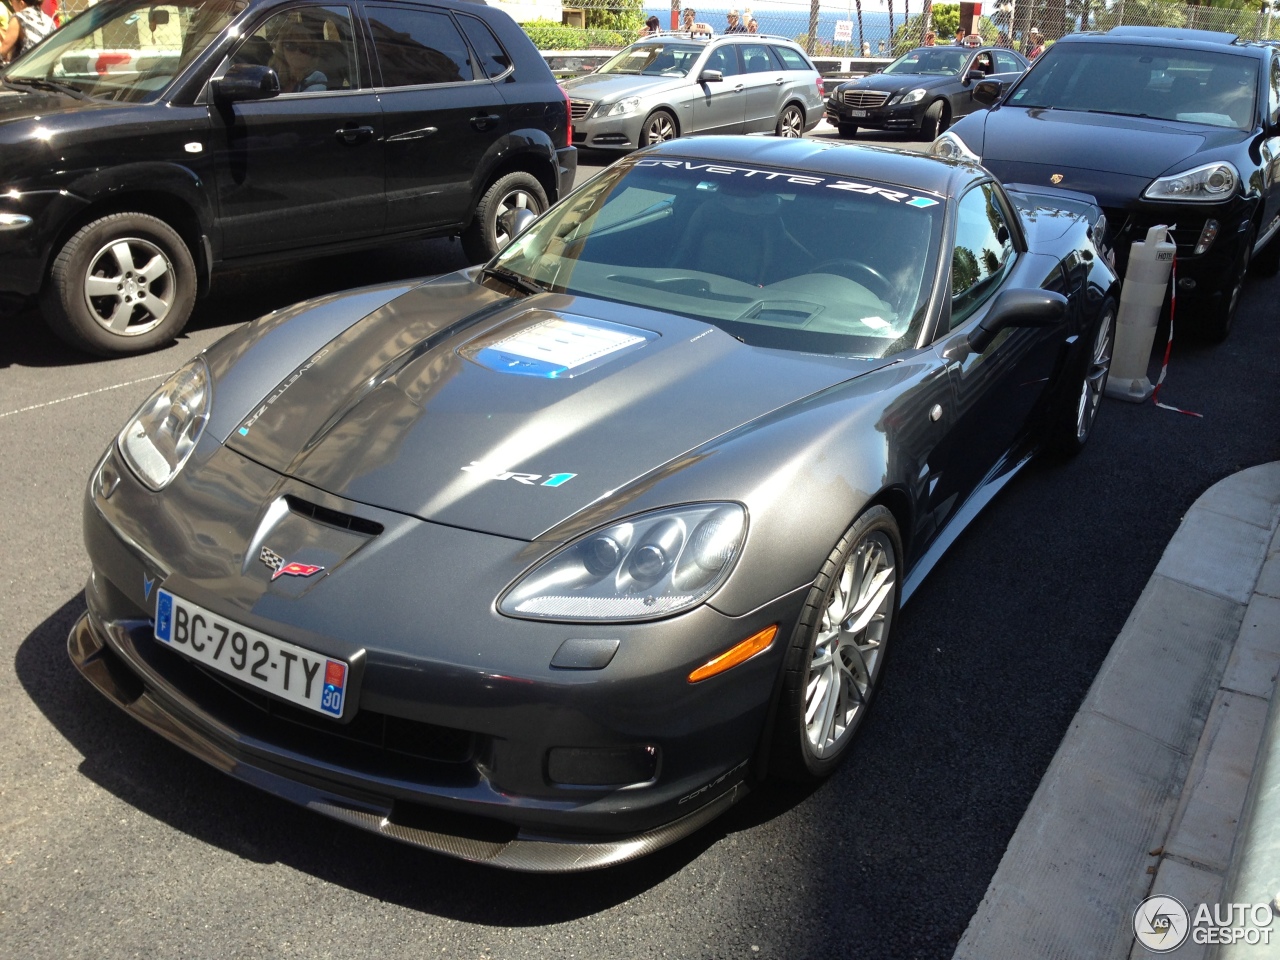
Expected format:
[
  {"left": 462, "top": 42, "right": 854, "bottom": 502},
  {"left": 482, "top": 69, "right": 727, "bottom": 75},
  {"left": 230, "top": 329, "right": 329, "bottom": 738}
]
[
  {"left": 460, "top": 171, "right": 548, "bottom": 264},
  {"left": 1047, "top": 296, "right": 1115, "bottom": 458},
  {"left": 638, "top": 108, "right": 678, "bottom": 147},
  {"left": 41, "top": 212, "right": 196, "bottom": 357},
  {"left": 920, "top": 99, "right": 949, "bottom": 141},
  {"left": 771, "top": 505, "right": 902, "bottom": 783},
  {"left": 1198, "top": 226, "right": 1252, "bottom": 343},
  {"left": 775, "top": 103, "right": 804, "bottom": 138},
  {"left": 836, "top": 122, "right": 859, "bottom": 139},
  {"left": 1251, "top": 227, "right": 1280, "bottom": 277}
]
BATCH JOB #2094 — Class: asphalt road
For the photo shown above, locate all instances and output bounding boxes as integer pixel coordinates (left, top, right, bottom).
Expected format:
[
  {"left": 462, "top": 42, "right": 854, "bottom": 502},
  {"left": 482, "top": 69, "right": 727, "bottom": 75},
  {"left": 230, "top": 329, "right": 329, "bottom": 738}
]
[{"left": 3, "top": 128, "right": 1278, "bottom": 960}]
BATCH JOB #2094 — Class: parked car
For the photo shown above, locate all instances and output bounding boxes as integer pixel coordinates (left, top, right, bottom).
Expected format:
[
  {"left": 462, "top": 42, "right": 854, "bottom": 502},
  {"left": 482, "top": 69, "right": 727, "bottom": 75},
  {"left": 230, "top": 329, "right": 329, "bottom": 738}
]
[
  {"left": 826, "top": 44, "right": 1028, "bottom": 140},
  {"left": 0, "top": 0, "right": 575, "bottom": 356},
  {"left": 561, "top": 33, "right": 824, "bottom": 150},
  {"left": 71, "top": 136, "right": 1118, "bottom": 871},
  {"left": 933, "top": 26, "right": 1280, "bottom": 341}
]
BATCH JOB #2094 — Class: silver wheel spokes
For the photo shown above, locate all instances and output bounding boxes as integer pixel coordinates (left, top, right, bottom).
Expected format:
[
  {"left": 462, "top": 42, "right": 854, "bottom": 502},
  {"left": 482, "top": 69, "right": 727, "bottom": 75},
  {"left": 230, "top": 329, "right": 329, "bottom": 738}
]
[
  {"left": 804, "top": 533, "right": 896, "bottom": 758},
  {"left": 1076, "top": 308, "right": 1114, "bottom": 440},
  {"left": 780, "top": 108, "right": 802, "bottom": 137},
  {"left": 494, "top": 190, "right": 537, "bottom": 247},
  {"left": 83, "top": 237, "right": 174, "bottom": 336},
  {"left": 648, "top": 115, "right": 675, "bottom": 142}
]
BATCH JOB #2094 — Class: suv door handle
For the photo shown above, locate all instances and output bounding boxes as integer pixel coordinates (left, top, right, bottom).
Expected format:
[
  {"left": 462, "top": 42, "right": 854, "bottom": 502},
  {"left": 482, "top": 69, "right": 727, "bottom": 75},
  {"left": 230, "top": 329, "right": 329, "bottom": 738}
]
[
  {"left": 775, "top": 78, "right": 784, "bottom": 85},
  {"left": 335, "top": 124, "right": 374, "bottom": 145},
  {"left": 470, "top": 113, "right": 501, "bottom": 130}
]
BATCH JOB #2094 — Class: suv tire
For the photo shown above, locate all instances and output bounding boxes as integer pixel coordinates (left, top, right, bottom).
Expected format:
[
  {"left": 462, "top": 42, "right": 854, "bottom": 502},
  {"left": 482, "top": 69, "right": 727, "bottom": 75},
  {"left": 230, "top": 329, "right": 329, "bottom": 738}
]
[
  {"left": 42, "top": 212, "right": 196, "bottom": 357},
  {"left": 461, "top": 172, "right": 548, "bottom": 263}
]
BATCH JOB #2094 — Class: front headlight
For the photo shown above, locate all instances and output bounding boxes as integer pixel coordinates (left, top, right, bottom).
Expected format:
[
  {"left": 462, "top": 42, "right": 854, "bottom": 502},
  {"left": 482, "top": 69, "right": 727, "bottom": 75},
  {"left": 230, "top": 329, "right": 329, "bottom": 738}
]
[
  {"left": 602, "top": 96, "right": 642, "bottom": 118},
  {"left": 499, "top": 503, "right": 747, "bottom": 622},
  {"left": 1143, "top": 162, "right": 1239, "bottom": 203},
  {"left": 899, "top": 87, "right": 927, "bottom": 105},
  {"left": 930, "top": 130, "right": 981, "bottom": 162},
  {"left": 117, "top": 357, "right": 211, "bottom": 491}
]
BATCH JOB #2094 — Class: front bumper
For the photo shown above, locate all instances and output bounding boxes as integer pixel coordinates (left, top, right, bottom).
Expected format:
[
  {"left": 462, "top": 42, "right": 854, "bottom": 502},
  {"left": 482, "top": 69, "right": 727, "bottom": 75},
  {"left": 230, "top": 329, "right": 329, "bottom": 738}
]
[
  {"left": 825, "top": 96, "right": 927, "bottom": 132},
  {"left": 571, "top": 110, "right": 646, "bottom": 151},
  {"left": 72, "top": 443, "right": 806, "bottom": 870},
  {"left": 0, "top": 188, "right": 89, "bottom": 296}
]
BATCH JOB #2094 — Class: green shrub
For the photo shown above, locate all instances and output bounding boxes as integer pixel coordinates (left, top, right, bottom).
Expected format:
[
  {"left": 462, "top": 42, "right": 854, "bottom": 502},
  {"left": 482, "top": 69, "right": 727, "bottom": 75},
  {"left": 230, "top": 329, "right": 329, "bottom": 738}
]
[{"left": 522, "top": 20, "right": 627, "bottom": 50}]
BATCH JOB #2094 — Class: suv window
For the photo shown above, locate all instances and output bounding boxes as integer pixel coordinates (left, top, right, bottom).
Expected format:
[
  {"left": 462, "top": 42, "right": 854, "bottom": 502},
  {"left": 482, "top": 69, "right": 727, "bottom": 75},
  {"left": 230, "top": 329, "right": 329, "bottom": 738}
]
[
  {"left": 237, "top": 6, "right": 358, "bottom": 93},
  {"left": 994, "top": 51, "right": 1022, "bottom": 74},
  {"left": 367, "top": 4, "right": 474, "bottom": 86},
  {"left": 771, "top": 45, "right": 811, "bottom": 72},
  {"left": 704, "top": 43, "right": 741, "bottom": 77},
  {"left": 951, "top": 183, "right": 1015, "bottom": 329},
  {"left": 740, "top": 43, "right": 780, "bottom": 74},
  {"left": 457, "top": 13, "right": 511, "bottom": 79}
]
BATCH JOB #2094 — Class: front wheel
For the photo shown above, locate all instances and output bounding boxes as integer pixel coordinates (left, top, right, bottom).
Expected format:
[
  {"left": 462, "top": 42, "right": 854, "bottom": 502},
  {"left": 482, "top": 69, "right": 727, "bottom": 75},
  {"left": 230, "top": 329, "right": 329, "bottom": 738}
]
[
  {"left": 836, "top": 122, "right": 859, "bottom": 139},
  {"left": 1198, "top": 227, "right": 1252, "bottom": 343},
  {"left": 638, "top": 108, "right": 678, "bottom": 147},
  {"left": 771, "top": 505, "right": 901, "bottom": 783},
  {"left": 1047, "top": 296, "right": 1115, "bottom": 457},
  {"left": 920, "top": 99, "right": 949, "bottom": 141},
  {"left": 461, "top": 172, "right": 548, "bottom": 263},
  {"left": 775, "top": 103, "right": 804, "bottom": 138},
  {"left": 41, "top": 212, "right": 196, "bottom": 357}
]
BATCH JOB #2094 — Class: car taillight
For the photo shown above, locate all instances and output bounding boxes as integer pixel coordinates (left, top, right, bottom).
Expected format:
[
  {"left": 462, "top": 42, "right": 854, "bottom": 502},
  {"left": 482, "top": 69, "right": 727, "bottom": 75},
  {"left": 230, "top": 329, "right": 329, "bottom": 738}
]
[{"left": 560, "top": 84, "right": 572, "bottom": 148}]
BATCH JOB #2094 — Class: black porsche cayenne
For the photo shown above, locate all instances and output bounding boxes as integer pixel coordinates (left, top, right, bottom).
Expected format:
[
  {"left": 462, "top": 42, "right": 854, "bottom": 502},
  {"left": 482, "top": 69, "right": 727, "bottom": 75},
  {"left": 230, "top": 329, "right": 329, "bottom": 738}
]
[{"left": 934, "top": 26, "right": 1280, "bottom": 341}]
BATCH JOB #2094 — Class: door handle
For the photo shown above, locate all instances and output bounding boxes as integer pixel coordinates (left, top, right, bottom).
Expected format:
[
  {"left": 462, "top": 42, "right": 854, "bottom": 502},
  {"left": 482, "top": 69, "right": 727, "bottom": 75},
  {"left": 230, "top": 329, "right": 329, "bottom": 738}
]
[
  {"left": 470, "top": 113, "right": 501, "bottom": 130},
  {"left": 335, "top": 124, "right": 374, "bottom": 145},
  {"left": 733, "top": 84, "right": 744, "bottom": 92},
  {"left": 775, "top": 78, "right": 784, "bottom": 85}
]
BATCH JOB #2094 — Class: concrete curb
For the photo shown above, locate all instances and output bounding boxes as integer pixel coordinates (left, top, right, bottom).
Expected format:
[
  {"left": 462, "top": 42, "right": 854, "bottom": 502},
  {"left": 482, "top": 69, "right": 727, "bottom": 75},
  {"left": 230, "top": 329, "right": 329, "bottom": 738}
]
[{"left": 953, "top": 462, "right": 1280, "bottom": 960}]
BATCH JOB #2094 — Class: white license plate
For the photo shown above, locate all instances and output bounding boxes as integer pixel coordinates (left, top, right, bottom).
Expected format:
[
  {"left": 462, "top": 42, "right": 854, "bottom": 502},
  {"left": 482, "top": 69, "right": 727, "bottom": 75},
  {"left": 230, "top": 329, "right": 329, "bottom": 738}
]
[
  {"left": 154, "top": 589, "right": 348, "bottom": 718},
  {"left": 848, "top": 109, "right": 868, "bottom": 117}
]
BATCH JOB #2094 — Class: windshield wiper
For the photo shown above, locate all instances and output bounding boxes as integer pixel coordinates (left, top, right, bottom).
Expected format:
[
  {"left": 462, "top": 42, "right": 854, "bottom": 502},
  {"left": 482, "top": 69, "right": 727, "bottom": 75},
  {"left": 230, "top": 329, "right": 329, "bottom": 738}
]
[
  {"left": 481, "top": 265, "right": 546, "bottom": 296},
  {"left": 4, "top": 76, "right": 87, "bottom": 99}
]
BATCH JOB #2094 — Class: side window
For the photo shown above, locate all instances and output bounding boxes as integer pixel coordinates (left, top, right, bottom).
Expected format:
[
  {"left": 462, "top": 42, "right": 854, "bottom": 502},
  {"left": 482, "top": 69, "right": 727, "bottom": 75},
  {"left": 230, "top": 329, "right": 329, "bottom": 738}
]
[
  {"left": 457, "top": 14, "right": 511, "bottom": 79},
  {"left": 1270, "top": 54, "right": 1280, "bottom": 125},
  {"left": 704, "top": 45, "right": 739, "bottom": 77},
  {"left": 950, "top": 183, "right": 1015, "bottom": 329},
  {"left": 994, "top": 51, "right": 1022, "bottom": 74},
  {"left": 234, "top": 6, "right": 358, "bottom": 93},
  {"left": 772, "top": 45, "right": 811, "bottom": 72},
  {"left": 740, "top": 43, "right": 779, "bottom": 74},
  {"left": 366, "top": 5, "right": 474, "bottom": 86}
]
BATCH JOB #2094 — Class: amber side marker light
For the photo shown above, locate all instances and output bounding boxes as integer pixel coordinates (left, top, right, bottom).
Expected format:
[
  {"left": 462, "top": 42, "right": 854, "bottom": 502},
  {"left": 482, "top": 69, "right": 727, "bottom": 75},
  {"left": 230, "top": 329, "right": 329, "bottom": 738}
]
[{"left": 688, "top": 624, "right": 778, "bottom": 683}]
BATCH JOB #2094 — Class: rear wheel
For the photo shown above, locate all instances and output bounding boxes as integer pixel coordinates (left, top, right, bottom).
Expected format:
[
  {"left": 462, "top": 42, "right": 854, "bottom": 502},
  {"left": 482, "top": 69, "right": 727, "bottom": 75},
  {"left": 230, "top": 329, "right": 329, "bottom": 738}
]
[
  {"left": 775, "top": 103, "right": 804, "bottom": 138},
  {"left": 461, "top": 172, "right": 548, "bottom": 263},
  {"left": 920, "top": 99, "right": 950, "bottom": 140},
  {"left": 41, "top": 212, "right": 196, "bottom": 357},
  {"left": 837, "top": 122, "right": 859, "bottom": 139},
  {"left": 638, "top": 108, "right": 678, "bottom": 147},
  {"left": 771, "top": 506, "right": 901, "bottom": 783}
]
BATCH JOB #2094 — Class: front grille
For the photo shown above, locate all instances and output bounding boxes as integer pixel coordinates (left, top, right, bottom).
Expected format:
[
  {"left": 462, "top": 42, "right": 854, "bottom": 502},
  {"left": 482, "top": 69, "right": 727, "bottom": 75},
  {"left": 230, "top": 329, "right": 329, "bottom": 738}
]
[
  {"left": 841, "top": 90, "right": 889, "bottom": 108},
  {"left": 570, "top": 99, "right": 593, "bottom": 121}
]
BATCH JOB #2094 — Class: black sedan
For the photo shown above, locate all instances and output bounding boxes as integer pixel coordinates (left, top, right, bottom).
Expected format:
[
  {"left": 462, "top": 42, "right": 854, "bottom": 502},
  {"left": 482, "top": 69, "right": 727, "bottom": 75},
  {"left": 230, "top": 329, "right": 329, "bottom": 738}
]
[
  {"left": 826, "top": 45, "right": 1028, "bottom": 140},
  {"left": 934, "top": 27, "right": 1280, "bottom": 341},
  {"left": 70, "top": 137, "right": 1117, "bottom": 871}
]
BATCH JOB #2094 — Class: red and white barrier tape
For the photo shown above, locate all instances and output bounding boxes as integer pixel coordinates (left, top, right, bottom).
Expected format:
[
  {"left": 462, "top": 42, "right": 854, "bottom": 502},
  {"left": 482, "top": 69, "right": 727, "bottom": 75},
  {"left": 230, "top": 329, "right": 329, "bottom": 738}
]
[{"left": 1151, "top": 237, "right": 1203, "bottom": 418}]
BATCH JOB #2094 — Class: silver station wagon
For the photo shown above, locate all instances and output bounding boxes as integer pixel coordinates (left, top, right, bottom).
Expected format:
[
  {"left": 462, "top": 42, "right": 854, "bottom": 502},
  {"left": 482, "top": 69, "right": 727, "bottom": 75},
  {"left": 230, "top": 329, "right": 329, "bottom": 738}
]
[{"left": 562, "top": 33, "right": 825, "bottom": 150}]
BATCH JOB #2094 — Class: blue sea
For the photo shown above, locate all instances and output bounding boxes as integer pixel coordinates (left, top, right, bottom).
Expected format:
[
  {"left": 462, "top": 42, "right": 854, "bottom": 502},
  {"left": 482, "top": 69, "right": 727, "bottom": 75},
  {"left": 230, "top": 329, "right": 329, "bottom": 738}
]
[{"left": 643, "top": 7, "right": 902, "bottom": 49}]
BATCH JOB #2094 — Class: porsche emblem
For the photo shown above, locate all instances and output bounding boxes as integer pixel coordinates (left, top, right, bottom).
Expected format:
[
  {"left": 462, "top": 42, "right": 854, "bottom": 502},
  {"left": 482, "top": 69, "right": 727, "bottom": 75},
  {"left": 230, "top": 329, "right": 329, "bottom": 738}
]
[{"left": 1050, "top": 173, "right": 1064, "bottom": 184}]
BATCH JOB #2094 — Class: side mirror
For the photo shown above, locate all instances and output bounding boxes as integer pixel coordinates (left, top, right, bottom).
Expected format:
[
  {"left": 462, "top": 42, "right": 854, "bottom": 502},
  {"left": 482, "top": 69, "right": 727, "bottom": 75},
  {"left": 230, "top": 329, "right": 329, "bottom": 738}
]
[
  {"left": 966, "top": 288, "right": 1067, "bottom": 354},
  {"left": 699, "top": 69, "right": 723, "bottom": 83},
  {"left": 148, "top": 8, "right": 170, "bottom": 27},
  {"left": 509, "top": 208, "right": 538, "bottom": 241},
  {"left": 964, "top": 69, "right": 986, "bottom": 85},
  {"left": 212, "top": 64, "right": 281, "bottom": 103},
  {"left": 973, "top": 79, "right": 1004, "bottom": 106}
]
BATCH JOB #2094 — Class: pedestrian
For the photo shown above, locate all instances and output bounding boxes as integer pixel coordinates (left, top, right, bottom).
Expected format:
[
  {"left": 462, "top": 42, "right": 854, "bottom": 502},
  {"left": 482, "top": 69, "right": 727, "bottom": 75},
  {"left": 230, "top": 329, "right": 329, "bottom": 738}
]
[
  {"left": 683, "top": 7, "right": 713, "bottom": 38},
  {"left": 924, "top": 31, "right": 936, "bottom": 46},
  {"left": 747, "top": 17, "right": 759, "bottom": 33},
  {"left": 640, "top": 14, "right": 661, "bottom": 36},
  {"left": 0, "top": 0, "right": 56, "bottom": 62},
  {"left": 1027, "top": 29, "right": 1045, "bottom": 59},
  {"left": 726, "top": 9, "right": 747, "bottom": 33},
  {"left": 953, "top": 26, "right": 966, "bottom": 46}
]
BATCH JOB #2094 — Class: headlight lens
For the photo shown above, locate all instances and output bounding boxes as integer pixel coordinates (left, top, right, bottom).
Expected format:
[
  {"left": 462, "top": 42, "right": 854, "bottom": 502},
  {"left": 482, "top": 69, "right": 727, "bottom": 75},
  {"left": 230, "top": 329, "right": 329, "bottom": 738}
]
[
  {"left": 117, "top": 357, "right": 211, "bottom": 491},
  {"left": 603, "top": 96, "right": 642, "bottom": 118},
  {"left": 900, "top": 87, "right": 927, "bottom": 104},
  {"left": 1142, "top": 162, "right": 1239, "bottom": 202},
  {"left": 930, "top": 130, "right": 981, "bottom": 162},
  {"left": 499, "top": 503, "right": 747, "bottom": 622}
]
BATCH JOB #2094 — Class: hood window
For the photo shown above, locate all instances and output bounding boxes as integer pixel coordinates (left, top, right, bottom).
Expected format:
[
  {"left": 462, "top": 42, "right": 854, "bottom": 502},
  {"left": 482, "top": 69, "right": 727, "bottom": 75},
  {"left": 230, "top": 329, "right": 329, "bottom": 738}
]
[{"left": 1008, "top": 42, "right": 1258, "bottom": 130}]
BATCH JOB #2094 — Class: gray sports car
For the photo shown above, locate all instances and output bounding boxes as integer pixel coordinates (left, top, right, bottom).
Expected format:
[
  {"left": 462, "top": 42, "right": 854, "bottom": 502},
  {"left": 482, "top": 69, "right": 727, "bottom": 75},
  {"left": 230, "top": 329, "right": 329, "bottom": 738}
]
[{"left": 70, "top": 137, "right": 1118, "bottom": 872}]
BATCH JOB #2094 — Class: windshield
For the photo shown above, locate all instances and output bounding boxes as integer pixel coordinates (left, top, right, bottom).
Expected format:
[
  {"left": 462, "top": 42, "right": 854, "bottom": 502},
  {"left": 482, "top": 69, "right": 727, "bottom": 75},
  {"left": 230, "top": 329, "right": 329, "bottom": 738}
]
[
  {"left": 884, "top": 47, "right": 968, "bottom": 76},
  {"left": 488, "top": 158, "right": 944, "bottom": 359},
  {"left": 595, "top": 42, "right": 704, "bottom": 77},
  {"left": 5, "top": 0, "right": 245, "bottom": 102},
  {"left": 1006, "top": 42, "right": 1258, "bottom": 129}
]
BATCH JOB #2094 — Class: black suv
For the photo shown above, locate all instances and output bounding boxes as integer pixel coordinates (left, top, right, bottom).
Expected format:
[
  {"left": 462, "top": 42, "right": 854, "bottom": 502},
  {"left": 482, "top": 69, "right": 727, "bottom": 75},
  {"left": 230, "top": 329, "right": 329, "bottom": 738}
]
[
  {"left": 0, "top": 0, "right": 575, "bottom": 355},
  {"left": 935, "top": 27, "right": 1280, "bottom": 340}
]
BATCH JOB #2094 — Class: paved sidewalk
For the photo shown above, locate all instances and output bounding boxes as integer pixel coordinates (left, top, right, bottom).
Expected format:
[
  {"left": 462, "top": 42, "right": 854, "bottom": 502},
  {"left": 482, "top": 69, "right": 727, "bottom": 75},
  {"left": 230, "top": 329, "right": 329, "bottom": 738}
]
[{"left": 952, "top": 462, "right": 1280, "bottom": 960}]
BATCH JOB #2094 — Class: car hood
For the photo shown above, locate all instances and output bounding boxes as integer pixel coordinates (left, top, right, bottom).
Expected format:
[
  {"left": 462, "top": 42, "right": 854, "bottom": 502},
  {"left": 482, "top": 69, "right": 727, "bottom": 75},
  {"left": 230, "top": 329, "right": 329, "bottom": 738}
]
[
  {"left": 224, "top": 280, "right": 887, "bottom": 541},
  {"left": 980, "top": 106, "right": 1251, "bottom": 178},
  {"left": 836, "top": 72, "right": 952, "bottom": 93},
  {"left": 0, "top": 84, "right": 105, "bottom": 123},
  {"left": 560, "top": 73, "right": 686, "bottom": 101}
]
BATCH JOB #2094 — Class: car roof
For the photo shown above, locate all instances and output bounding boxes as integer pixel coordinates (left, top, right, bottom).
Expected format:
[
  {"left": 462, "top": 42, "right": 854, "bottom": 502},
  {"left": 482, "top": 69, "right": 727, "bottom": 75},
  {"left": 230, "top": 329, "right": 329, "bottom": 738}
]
[
  {"left": 639, "top": 137, "right": 981, "bottom": 198},
  {"left": 1060, "top": 26, "right": 1268, "bottom": 58}
]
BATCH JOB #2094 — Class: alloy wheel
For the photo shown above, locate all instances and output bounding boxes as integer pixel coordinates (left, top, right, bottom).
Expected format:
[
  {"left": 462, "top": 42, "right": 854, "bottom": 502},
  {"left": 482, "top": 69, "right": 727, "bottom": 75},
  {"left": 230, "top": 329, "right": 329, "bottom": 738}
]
[
  {"left": 493, "top": 189, "right": 541, "bottom": 249},
  {"left": 82, "top": 237, "right": 175, "bottom": 337},
  {"left": 778, "top": 105, "right": 803, "bottom": 137},
  {"left": 1076, "top": 304, "right": 1114, "bottom": 442}
]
